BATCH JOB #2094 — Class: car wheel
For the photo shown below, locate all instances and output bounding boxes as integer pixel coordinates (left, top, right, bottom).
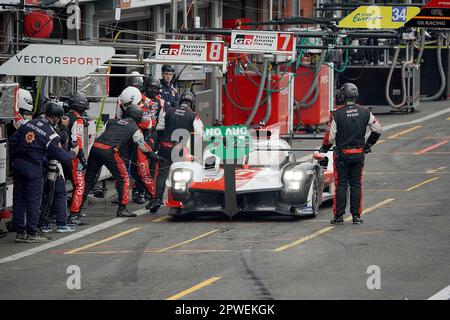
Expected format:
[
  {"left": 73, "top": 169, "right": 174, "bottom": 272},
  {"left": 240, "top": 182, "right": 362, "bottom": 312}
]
[{"left": 306, "top": 175, "right": 320, "bottom": 218}]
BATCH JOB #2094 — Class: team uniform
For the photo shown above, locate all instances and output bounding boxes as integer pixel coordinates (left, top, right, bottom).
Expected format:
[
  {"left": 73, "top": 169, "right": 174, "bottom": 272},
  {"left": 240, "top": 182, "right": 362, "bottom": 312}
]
[
  {"left": 9, "top": 116, "right": 76, "bottom": 239},
  {"left": 321, "top": 83, "right": 382, "bottom": 224}
]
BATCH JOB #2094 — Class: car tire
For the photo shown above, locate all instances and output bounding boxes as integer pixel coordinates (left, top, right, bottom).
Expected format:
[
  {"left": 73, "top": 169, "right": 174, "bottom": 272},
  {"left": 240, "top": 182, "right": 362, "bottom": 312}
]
[{"left": 305, "top": 175, "right": 320, "bottom": 218}]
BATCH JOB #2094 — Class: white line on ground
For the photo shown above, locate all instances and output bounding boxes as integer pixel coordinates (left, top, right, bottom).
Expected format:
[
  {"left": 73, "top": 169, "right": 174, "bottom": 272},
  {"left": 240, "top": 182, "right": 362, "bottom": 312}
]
[
  {"left": 428, "top": 285, "right": 450, "bottom": 300},
  {"left": 0, "top": 209, "right": 147, "bottom": 264}
]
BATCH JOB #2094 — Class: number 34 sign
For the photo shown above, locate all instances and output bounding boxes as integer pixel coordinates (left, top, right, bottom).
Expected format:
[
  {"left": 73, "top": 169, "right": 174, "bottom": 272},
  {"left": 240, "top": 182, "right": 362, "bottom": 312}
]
[{"left": 339, "top": 6, "right": 420, "bottom": 29}]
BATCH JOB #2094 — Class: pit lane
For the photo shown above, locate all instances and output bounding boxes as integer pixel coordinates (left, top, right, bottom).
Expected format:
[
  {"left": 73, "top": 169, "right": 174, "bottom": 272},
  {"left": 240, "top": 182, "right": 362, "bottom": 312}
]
[{"left": 0, "top": 101, "right": 449, "bottom": 300}]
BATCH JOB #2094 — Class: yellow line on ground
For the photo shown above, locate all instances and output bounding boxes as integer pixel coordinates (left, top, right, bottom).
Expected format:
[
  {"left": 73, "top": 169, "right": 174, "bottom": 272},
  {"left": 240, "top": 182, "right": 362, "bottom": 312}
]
[
  {"left": 153, "top": 215, "right": 170, "bottom": 223},
  {"left": 344, "top": 198, "right": 395, "bottom": 221},
  {"left": 387, "top": 126, "right": 422, "bottom": 139},
  {"left": 447, "top": 117, "right": 450, "bottom": 120},
  {"left": 166, "top": 277, "right": 221, "bottom": 300},
  {"left": 376, "top": 139, "right": 386, "bottom": 144},
  {"left": 64, "top": 227, "right": 141, "bottom": 255},
  {"left": 157, "top": 229, "right": 219, "bottom": 253},
  {"left": 273, "top": 227, "right": 335, "bottom": 252},
  {"left": 273, "top": 198, "right": 395, "bottom": 252},
  {"left": 405, "top": 177, "right": 440, "bottom": 192}
]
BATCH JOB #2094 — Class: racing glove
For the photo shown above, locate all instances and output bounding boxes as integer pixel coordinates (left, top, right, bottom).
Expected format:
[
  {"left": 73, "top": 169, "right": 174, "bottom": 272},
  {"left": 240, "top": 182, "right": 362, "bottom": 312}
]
[
  {"left": 77, "top": 149, "right": 87, "bottom": 170},
  {"left": 319, "top": 144, "right": 332, "bottom": 154}
]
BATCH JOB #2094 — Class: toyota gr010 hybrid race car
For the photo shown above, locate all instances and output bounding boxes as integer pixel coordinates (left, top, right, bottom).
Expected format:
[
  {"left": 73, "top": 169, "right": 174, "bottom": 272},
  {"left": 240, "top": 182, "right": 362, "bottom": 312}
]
[{"left": 165, "top": 131, "right": 335, "bottom": 219}]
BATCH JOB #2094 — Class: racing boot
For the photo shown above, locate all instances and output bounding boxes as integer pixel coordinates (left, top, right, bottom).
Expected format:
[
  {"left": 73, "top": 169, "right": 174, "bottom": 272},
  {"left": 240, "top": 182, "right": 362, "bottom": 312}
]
[
  {"left": 330, "top": 215, "right": 344, "bottom": 225},
  {"left": 132, "top": 190, "right": 139, "bottom": 203},
  {"left": 352, "top": 215, "right": 364, "bottom": 225},
  {"left": 136, "top": 192, "right": 146, "bottom": 205},
  {"left": 117, "top": 205, "right": 137, "bottom": 218},
  {"left": 67, "top": 213, "right": 88, "bottom": 226},
  {"left": 146, "top": 198, "right": 163, "bottom": 213}
]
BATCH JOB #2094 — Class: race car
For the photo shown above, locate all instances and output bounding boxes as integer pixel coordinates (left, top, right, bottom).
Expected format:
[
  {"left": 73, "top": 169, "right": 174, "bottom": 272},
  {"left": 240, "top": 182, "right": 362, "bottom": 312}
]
[{"left": 165, "top": 129, "right": 334, "bottom": 219}]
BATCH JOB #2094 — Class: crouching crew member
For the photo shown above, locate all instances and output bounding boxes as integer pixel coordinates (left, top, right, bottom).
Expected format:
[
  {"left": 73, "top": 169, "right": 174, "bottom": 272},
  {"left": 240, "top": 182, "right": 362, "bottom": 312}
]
[
  {"left": 9, "top": 102, "right": 79, "bottom": 243},
  {"left": 147, "top": 91, "right": 203, "bottom": 213},
  {"left": 320, "top": 83, "right": 383, "bottom": 225},
  {"left": 82, "top": 107, "right": 158, "bottom": 217}
]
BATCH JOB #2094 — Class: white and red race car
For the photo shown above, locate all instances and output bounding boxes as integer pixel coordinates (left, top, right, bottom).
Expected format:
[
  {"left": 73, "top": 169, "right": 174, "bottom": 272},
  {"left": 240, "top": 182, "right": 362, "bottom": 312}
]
[{"left": 165, "top": 129, "right": 334, "bottom": 219}]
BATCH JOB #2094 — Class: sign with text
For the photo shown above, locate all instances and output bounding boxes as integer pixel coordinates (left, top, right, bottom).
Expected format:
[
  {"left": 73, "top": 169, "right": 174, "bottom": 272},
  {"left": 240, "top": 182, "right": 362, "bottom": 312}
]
[
  {"left": 0, "top": 45, "right": 115, "bottom": 77},
  {"left": 204, "top": 126, "right": 252, "bottom": 160},
  {"left": 405, "top": 0, "right": 450, "bottom": 28},
  {"left": 155, "top": 39, "right": 225, "bottom": 64},
  {"left": 230, "top": 30, "right": 296, "bottom": 57},
  {"left": 339, "top": 6, "right": 420, "bottom": 29}
]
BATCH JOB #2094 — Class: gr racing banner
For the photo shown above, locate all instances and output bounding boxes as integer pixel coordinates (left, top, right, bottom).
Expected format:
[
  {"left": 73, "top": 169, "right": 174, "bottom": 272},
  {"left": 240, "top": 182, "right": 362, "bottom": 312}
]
[
  {"left": 405, "top": 0, "right": 450, "bottom": 28},
  {"left": 155, "top": 39, "right": 225, "bottom": 63},
  {"left": 338, "top": 6, "right": 420, "bottom": 29},
  {"left": 0, "top": 44, "right": 115, "bottom": 77},
  {"left": 230, "top": 30, "right": 296, "bottom": 58}
]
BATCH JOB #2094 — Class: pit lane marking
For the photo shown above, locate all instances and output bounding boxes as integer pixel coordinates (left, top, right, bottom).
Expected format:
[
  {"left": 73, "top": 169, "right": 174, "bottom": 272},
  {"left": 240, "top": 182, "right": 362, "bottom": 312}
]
[
  {"left": 343, "top": 198, "right": 395, "bottom": 222},
  {"left": 387, "top": 126, "right": 422, "bottom": 139},
  {"left": 152, "top": 215, "right": 170, "bottom": 223},
  {"left": 64, "top": 227, "right": 141, "bottom": 255},
  {"left": 428, "top": 285, "right": 450, "bottom": 300},
  {"left": 404, "top": 177, "right": 440, "bottom": 192},
  {"left": 0, "top": 208, "right": 148, "bottom": 264},
  {"left": 273, "top": 198, "right": 395, "bottom": 252},
  {"left": 426, "top": 166, "right": 446, "bottom": 173},
  {"left": 414, "top": 140, "right": 449, "bottom": 155},
  {"left": 156, "top": 229, "right": 220, "bottom": 253},
  {"left": 166, "top": 276, "right": 221, "bottom": 300}
]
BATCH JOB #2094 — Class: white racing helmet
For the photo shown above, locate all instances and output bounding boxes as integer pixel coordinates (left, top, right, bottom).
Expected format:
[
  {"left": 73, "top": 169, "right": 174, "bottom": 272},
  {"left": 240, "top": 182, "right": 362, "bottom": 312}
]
[
  {"left": 17, "top": 88, "right": 33, "bottom": 112},
  {"left": 119, "top": 86, "right": 141, "bottom": 107}
]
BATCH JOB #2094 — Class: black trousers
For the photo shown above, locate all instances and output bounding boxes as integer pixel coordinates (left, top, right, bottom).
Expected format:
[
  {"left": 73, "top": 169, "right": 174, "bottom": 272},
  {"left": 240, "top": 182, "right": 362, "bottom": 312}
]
[
  {"left": 155, "top": 145, "right": 173, "bottom": 200},
  {"left": 333, "top": 152, "right": 365, "bottom": 217},
  {"left": 83, "top": 146, "right": 130, "bottom": 206}
]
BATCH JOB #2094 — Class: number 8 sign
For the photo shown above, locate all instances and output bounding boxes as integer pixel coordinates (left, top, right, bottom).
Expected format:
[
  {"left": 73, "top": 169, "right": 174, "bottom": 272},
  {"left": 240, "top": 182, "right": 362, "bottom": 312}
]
[{"left": 207, "top": 42, "right": 224, "bottom": 62}]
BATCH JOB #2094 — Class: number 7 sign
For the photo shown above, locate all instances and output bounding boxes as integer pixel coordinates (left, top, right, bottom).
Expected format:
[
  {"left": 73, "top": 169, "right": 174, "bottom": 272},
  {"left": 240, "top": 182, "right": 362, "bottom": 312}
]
[{"left": 277, "top": 33, "right": 294, "bottom": 52}]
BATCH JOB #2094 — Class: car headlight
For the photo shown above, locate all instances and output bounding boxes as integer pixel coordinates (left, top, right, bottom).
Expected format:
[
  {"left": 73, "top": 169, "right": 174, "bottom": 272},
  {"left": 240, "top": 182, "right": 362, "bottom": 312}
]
[
  {"left": 172, "top": 169, "right": 193, "bottom": 191},
  {"left": 282, "top": 168, "right": 305, "bottom": 191}
]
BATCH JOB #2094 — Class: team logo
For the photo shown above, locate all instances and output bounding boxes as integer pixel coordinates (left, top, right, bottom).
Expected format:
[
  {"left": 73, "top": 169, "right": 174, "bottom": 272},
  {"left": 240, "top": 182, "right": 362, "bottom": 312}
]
[
  {"left": 234, "top": 34, "right": 254, "bottom": 45},
  {"left": 159, "top": 44, "right": 181, "bottom": 55},
  {"left": 25, "top": 131, "right": 35, "bottom": 144}
]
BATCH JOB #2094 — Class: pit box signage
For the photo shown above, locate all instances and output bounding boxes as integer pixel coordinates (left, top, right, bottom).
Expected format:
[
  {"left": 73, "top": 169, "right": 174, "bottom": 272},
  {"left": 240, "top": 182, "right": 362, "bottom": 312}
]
[
  {"left": 405, "top": 0, "right": 450, "bottom": 28},
  {"left": 339, "top": 6, "right": 420, "bottom": 29},
  {"left": 204, "top": 126, "right": 252, "bottom": 160},
  {"left": 0, "top": 44, "right": 115, "bottom": 77},
  {"left": 155, "top": 39, "right": 225, "bottom": 63},
  {"left": 230, "top": 30, "right": 296, "bottom": 58}
]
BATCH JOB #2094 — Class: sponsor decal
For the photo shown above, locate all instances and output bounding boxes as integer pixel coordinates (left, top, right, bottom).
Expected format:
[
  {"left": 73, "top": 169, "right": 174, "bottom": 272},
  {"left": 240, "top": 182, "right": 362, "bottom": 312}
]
[{"left": 339, "top": 6, "right": 420, "bottom": 29}]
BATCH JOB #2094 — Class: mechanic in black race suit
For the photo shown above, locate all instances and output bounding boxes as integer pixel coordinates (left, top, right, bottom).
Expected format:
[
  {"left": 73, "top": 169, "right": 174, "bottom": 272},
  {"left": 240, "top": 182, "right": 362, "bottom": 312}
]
[
  {"left": 159, "top": 64, "right": 179, "bottom": 108},
  {"left": 146, "top": 90, "right": 203, "bottom": 213},
  {"left": 82, "top": 107, "right": 159, "bottom": 217},
  {"left": 320, "top": 83, "right": 383, "bottom": 225}
]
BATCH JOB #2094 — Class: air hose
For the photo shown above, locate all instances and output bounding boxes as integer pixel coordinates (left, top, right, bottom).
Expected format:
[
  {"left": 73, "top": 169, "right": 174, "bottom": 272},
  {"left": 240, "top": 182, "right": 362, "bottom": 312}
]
[
  {"left": 262, "top": 69, "right": 272, "bottom": 124},
  {"left": 385, "top": 46, "right": 415, "bottom": 109},
  {"left": 421, "top": 33, "right": 446, "bottom": 101},
  {"left": 245, "top": 57, "right": 269, "bottom": 125},
  {"left": 294, "top": 48, "right": 327, "bottom": 109}
]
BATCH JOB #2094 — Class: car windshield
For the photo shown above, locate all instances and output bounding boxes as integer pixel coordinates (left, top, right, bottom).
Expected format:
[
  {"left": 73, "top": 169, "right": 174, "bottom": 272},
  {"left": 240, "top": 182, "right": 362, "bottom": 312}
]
[{"left": 245, "top": 148, "right": 289, "bottom": 167}]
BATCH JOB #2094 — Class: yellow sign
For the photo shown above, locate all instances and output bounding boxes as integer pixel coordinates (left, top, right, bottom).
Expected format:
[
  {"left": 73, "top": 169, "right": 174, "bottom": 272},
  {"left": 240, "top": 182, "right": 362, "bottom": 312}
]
[{"left": 339, "top": 6, "right": 420, "bottom": 29}]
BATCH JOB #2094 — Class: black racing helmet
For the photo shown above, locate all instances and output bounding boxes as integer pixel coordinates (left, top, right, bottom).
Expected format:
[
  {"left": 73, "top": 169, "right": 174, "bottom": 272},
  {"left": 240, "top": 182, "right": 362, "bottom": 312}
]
[
  {"left": 124, "top": 106, "right": 143, "bottom": 123},
  {"left": 179, "top": 90, "right": 196, "bottom": 110},
  {"left": 340, "top": 83, "right": 359, "bottom": 102},
  {"left": 127, "top": 71, "right": 144, "bottom": 91},
  {"left": 161, "top": 64, "right": 175, "bottom": 73},
  {"left": 45, "top": 101, "right": 65, "bottom": 118},
  {"left": 68, "top": 92, "right": 89, "bottom": 113},
  {"left": 144, "top": 76, "right": 161, "bottom": 98}
]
